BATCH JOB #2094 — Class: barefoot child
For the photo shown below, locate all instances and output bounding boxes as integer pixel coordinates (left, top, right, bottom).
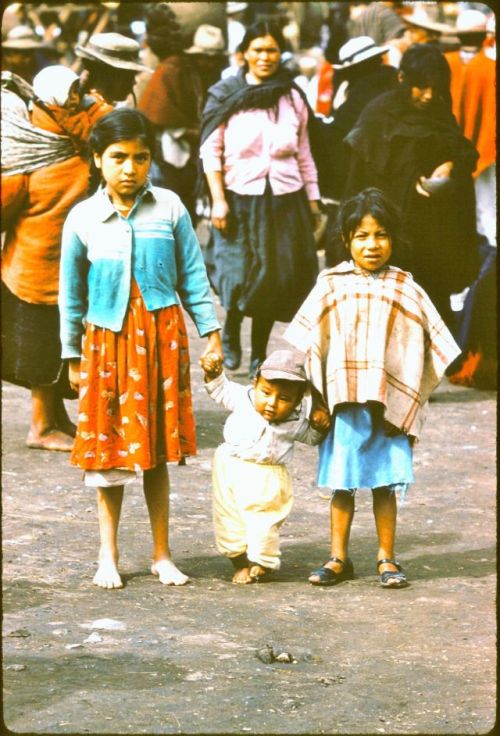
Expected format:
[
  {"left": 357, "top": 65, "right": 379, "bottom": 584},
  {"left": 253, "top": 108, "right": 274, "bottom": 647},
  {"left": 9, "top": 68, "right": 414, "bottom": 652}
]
[
  {"left": 200, "top": 349, "right": 330, "bottom": 584},
  {"left": 59, "top": 109, "right": 222, "bottom": 589},
  {"left": 285, "top": 187, "right": 461, "bottom": 588}
]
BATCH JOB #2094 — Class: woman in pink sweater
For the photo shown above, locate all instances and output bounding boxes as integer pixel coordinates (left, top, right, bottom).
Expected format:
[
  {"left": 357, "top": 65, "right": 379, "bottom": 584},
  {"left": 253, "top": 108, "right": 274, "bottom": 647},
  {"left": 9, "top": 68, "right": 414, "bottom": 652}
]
[{"left": 200, "top": 21, "right": 321, "bottom": 378}]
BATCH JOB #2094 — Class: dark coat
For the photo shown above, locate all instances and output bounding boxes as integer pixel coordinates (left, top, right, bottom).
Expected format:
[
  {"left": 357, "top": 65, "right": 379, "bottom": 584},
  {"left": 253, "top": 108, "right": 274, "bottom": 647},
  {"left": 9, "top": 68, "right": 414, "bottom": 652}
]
[{"left": 343, "top": 88, "right": 479, "bottom": 326}]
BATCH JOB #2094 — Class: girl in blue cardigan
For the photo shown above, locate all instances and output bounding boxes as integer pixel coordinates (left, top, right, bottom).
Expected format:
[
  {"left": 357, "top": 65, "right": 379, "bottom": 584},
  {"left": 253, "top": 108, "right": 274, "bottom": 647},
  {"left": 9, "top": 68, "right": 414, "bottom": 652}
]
[{"left": 59, "top": 109, "right": 222, "bottom": 589}]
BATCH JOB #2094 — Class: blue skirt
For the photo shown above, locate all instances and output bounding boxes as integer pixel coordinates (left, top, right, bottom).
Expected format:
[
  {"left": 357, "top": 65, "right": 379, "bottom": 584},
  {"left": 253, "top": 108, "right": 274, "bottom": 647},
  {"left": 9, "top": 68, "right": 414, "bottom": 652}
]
[{"left": 317, "top": 403, "right": 414, "bottom": 499}]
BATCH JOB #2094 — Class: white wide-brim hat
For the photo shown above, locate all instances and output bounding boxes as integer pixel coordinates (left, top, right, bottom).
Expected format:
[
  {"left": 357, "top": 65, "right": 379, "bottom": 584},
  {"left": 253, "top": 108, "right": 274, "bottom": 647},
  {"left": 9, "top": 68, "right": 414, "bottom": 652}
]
[
  {"left": 333, "top": 36, "right": 390, "bottom": 70},
  {"left": 226, "top": 2, "right": 248, "bottom": 14},
  {"left": 75, "top": 33, "right": 151, "bottom": 72},
  {"left": 2, "top": 25, "right": 44, "bottom": 50},
  {"left": 185, "top": 24, "right": 226, "bottom": 55}
]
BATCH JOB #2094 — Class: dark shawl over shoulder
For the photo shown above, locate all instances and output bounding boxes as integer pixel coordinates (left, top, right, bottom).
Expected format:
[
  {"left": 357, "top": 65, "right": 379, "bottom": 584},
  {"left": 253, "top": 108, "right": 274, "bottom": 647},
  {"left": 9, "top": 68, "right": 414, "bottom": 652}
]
[
  {"left": 200, "top": 66, "right": 299, "bottom": 144},
  {"left": 345, "top": 88, "right": 478, "bottom": 177},
  {"left": 343, "top": 88, "right": 479, "bottom": 320}
]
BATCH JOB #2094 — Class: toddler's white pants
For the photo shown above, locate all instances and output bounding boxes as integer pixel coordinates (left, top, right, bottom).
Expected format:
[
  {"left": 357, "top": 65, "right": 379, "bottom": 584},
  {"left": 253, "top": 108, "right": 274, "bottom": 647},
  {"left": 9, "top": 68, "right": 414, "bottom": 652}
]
[{"left": 212, "top": 445, "right": 293, "bottom": 570}]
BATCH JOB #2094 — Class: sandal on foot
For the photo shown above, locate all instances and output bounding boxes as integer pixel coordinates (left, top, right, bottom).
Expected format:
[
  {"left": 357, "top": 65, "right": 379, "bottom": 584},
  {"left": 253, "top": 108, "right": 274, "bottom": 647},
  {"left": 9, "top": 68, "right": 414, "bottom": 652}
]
[
  {"left": 377, "top": 558, "right": 408, "bottom": 588},
  {"left": 309, "top": 556, "right": 354, "bottom": 586}
]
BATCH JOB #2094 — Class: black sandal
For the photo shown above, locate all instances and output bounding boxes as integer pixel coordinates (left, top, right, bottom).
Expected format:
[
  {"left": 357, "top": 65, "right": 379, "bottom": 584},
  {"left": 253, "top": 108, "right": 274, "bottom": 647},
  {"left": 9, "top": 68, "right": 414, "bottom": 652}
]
[
  {"left": 309, "top": 556, "right": 354, "bottom": 586},
  {"left": 377, "top": 558, "right": 408, "bottom": 588}
]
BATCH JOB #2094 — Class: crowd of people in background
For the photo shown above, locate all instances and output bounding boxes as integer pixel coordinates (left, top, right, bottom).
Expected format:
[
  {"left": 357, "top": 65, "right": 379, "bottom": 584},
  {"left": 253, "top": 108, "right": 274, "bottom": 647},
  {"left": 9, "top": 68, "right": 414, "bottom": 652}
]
[
  {"left": 0, "top": 1, "right": 496, "bottom": 589},
  {"left": 1, "top": 1, "right": 495, "bottom": 444}
]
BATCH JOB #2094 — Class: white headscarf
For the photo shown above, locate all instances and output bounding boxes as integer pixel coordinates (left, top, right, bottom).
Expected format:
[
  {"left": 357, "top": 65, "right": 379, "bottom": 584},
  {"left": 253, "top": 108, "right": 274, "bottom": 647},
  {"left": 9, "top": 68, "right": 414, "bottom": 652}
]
[{"left": 32, "top": 65, "right": 79, "bottom": 106}]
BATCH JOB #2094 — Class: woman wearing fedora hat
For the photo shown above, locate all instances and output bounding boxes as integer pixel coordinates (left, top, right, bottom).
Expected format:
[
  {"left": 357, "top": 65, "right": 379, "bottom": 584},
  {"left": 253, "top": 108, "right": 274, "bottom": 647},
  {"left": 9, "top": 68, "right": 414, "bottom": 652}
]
[{"left": 321, "top": 36, "right": 398, "bottom": 228}]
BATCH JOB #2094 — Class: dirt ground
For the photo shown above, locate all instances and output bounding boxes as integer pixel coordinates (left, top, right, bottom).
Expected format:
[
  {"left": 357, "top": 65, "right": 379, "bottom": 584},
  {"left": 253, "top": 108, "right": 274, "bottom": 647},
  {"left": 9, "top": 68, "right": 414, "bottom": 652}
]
[{"left": 2, "top": 303, "right": 496, "bottom": 735}]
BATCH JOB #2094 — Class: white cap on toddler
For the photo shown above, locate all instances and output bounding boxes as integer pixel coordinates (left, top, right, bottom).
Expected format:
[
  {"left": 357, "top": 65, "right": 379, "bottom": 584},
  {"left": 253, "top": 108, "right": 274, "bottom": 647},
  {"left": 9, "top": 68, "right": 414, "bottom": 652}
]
[{"left": 259, "top": 350, "right": 307, "bottom": 383}]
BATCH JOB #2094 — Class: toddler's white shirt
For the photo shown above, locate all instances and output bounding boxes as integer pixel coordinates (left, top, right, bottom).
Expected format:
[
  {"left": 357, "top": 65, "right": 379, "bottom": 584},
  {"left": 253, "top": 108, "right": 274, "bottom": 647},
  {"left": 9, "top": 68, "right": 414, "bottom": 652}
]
[{"left": 205, "top": 372, "right": 322, "bottom": 465}]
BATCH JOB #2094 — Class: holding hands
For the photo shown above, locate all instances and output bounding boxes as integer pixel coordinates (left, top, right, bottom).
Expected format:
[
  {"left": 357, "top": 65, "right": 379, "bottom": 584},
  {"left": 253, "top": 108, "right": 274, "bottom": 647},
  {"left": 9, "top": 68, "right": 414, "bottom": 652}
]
[
  {"left": 200, "top": 351, "right": 224, "bottom": 382},
  {"left": 310, "top": 404, "right": 331, "bottom": 433}
]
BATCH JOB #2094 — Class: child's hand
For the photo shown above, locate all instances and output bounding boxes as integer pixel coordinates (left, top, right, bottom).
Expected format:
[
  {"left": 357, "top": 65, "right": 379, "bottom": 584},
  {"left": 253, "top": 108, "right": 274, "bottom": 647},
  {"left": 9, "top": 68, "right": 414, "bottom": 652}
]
[
  {"left": 200, "top": 352, "right": 223, "bottom": 381},
  {"left": 310, "top": 406, "right": 331, "bottom": 433}
]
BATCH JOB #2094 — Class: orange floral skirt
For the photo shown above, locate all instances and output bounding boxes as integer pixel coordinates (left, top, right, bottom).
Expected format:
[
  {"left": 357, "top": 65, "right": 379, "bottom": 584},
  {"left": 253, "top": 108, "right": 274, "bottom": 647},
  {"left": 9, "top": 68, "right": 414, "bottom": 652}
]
[{"left": 71, "top": 282, "right": 196, "bottom": 471}]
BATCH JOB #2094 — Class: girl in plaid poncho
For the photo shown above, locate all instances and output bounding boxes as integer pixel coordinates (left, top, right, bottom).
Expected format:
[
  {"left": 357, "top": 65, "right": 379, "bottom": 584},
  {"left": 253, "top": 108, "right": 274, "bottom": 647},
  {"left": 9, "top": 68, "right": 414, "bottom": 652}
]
[{"left": 285, "top": 188, "right": 460, "bottom": 588}]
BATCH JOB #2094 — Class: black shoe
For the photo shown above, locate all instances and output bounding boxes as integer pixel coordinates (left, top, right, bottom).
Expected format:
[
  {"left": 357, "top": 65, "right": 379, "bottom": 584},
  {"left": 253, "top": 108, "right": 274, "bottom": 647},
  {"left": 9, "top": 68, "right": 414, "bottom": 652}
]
[
  {"left": 223, "top": 345, "right": 241, "bottom": 371},
  {"left": 377, "top": 558, "right": 408, "bottom": 588},
  {"left": 309, "top": 556, "right": 354, "bottom": 586},
  {"left": 248, "top": 358, "right": 262, "bottom": 379}
]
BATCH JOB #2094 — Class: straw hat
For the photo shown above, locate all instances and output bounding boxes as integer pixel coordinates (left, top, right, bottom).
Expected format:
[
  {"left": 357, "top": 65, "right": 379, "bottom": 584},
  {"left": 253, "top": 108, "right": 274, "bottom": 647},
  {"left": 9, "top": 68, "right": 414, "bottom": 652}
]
[
  {"left": 2, "top": 25, "right": 44, "bottom": 50},
  {"left": 402, "top": 10, "right": 452, "bottom": 36},
  {"left": 74, "top": 33, "right": 151, "bottom": 72},
  {"left": 185, "top": 25, "right": 226, "bottom": 55},
  {"left": 333, "top": 36, "right": 389, "bottom": 70}
]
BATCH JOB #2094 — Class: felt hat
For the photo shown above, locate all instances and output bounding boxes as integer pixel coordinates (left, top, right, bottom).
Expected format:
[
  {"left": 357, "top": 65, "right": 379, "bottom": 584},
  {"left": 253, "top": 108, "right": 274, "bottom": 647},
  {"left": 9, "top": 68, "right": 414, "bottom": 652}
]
[
  {"left": 74, "top": 33, "right": 151, "bottom": 72},
  {"left": 402, "top": 10, "right": 452, "bottom": 36},
  {"left": 259, "top": 350, "right": 307, "bottom": 383},
  {"left": 185, "top": 25, "right": 226, "bottom": 55},
  {"left": 2, "top": 25, "right": 44, "bottom": 50},
  {"left": 333, "top": 36, "right": 390, "bottom": 70}
]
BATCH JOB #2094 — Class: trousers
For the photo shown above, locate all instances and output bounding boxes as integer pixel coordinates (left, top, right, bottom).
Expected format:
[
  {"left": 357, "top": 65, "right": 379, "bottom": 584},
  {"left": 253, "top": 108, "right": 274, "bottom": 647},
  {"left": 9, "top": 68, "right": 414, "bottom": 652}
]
[{"left": 212, "top": 445, "right": 293, "bottom": 570}]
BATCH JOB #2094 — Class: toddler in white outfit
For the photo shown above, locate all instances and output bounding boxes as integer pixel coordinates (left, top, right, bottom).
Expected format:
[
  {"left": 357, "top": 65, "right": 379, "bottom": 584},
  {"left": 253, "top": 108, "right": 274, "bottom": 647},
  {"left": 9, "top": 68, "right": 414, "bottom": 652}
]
[{"left": 200, "top": 349, "right": 330, "bottom": 584}]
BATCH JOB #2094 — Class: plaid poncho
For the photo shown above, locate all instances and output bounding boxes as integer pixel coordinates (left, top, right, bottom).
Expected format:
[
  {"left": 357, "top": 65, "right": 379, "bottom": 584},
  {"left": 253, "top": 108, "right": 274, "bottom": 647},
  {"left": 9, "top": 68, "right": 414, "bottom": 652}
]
[{"left": 284, "top": 262, "right": 461, "bottom": 438}]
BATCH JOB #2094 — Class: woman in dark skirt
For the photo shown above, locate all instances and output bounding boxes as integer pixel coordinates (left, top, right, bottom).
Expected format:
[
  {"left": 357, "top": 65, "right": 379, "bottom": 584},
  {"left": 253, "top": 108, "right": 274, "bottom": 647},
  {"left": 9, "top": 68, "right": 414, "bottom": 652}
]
[{"left": 200, "top": 21, "right": 321, "bottom": 377}]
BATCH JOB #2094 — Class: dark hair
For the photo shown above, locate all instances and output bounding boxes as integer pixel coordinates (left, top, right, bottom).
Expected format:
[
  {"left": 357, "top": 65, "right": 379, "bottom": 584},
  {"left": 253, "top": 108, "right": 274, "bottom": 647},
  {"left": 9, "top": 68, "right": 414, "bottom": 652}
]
[
  {"left": 145, "top": 2, "right": 184, "bottom": 58},
  {"left": 240, "top": 21, "right": 287, "bottom": 54},
  {"left": 87, "top": 108, "right": 156, "bottom": 192},
  {"left": 335, "top": 188, "right": 411, "bottom": 268},
  {"left": 399, "top": 43, "right": 452, "bottom": 106},
  {"left": 457, "top": 31, "right": 487, "bottom": 48}
]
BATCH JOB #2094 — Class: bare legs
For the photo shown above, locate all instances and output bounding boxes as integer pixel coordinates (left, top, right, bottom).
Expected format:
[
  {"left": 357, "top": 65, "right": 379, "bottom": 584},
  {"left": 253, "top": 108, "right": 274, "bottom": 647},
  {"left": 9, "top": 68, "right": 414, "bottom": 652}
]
[
  {"left": 144, "top": 464, "right": 189, "bottom": 585},
  {"left": 26, "top": 385, "right": 75, "bottom": 451},
  {"left": 309, "top": 487, "right": 400, "bottom": 581},
  {"left": 93, "top": 485, "right": 124, "bottom": 589},
  {"left": 93, "top": 464, "right": 189, "bottom": 589},
  {"left": 372, "top": 486, "right": 400, "bottom": 575}
]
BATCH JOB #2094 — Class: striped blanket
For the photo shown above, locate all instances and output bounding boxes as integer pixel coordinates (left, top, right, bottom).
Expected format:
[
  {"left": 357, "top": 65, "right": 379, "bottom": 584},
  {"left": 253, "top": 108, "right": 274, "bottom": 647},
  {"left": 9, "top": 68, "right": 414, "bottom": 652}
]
[
  {"left": 1, "top": 86, "right": 75, "bottom": 176},
  {"left": 284, "top": 261, "right": 461, "bottom": 438}
]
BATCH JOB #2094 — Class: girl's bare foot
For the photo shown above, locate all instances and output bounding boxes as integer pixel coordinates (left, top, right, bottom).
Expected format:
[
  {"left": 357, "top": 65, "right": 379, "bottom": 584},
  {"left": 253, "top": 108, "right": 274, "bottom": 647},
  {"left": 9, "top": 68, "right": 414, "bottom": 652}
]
[
  {"left": 232, "top": 567, "right": 253, "bottom": 584},
  {"left": 151, "top": 560, "right": 190, "bottom": 585},
  {"left": 26, "top": 429, "right": 74, "bottom": 452},
  {"left": 249, "top": 564, "right": 270, "bottom": 581},
  {"left": 93, "top": 558, "right": 123, "bottom": 589}
]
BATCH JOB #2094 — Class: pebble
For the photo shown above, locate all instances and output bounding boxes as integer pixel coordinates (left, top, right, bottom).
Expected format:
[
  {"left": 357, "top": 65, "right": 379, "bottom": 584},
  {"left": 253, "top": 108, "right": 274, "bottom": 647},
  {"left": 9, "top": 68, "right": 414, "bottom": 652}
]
[
  {"left": 82, "top": 618, "right": 126, "bottom": 631},
  {"left": 6, "top": 629, "right": 30, "bottom": 638},
  {"left": 6, "top": 664, "right": 27, "bottom": 671},
  {"left": 256, "top": 644, "right": 295, "bottom": 664},
  {"left": 84, "top": 632, "right": 103, "bottom": 644}
]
